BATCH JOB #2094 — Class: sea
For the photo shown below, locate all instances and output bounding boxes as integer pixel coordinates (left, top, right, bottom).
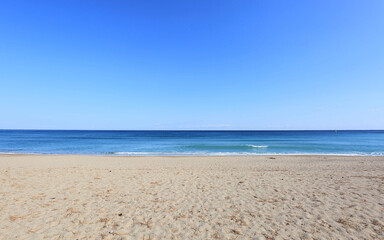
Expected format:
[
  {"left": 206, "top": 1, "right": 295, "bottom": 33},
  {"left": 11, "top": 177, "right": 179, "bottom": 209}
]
[{"left": 0, "top": 130, "right": 383, "bottom": 156}]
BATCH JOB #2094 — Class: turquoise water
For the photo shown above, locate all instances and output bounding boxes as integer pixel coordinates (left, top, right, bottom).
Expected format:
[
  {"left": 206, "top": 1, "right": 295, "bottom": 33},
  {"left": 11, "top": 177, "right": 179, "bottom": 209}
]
[{"left": 0, "top": 130, "right": 383, "bottom": 156}]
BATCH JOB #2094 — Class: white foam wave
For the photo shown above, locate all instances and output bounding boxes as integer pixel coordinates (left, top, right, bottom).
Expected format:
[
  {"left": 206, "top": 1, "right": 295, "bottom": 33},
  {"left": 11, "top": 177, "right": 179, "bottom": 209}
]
[
  {"left": 247, "top": 145, "right": 268, "bottom": 148},
  {"left": 1, "top": 151, "right": 383, "bottom": 156},
  {"left": 108, "top": 151, "right": 384, "bottom": 156}
]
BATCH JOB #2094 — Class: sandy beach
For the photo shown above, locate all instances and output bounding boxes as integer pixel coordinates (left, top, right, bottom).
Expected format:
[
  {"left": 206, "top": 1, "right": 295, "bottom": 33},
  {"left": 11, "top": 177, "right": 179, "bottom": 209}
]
[{"left": 0, "top": 154, "right": 383, "bottom": 239}]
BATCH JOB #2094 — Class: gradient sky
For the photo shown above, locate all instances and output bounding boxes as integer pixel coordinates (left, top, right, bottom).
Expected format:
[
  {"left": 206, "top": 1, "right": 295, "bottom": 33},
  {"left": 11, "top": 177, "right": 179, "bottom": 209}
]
[{"left": 1, "top": 0, "right": 383, "bottom": 130}]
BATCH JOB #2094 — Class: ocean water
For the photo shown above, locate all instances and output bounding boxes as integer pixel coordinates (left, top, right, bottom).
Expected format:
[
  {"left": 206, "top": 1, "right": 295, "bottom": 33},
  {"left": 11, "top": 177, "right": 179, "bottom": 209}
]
[{"left": 0, "top": 130, "right": 383, "bottom": 156}]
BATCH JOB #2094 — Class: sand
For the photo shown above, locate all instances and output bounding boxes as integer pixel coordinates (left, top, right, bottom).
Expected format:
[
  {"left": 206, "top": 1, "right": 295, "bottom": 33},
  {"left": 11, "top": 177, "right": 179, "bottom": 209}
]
[{"left": 0, "top": 154, "right": 383, "bottom": 240}]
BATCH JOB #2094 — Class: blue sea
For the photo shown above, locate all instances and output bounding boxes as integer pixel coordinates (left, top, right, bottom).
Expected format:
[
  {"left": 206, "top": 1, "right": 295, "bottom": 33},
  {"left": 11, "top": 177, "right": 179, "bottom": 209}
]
[{"left": 0, "top": 130, "right": 383, "bottom": 156}]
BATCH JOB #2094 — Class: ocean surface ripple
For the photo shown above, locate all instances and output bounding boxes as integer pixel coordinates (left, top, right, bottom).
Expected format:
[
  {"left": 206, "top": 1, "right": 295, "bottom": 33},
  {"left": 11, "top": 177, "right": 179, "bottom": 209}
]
[{"left": 0, "top": 130, "right": 383, "bottom": 156}]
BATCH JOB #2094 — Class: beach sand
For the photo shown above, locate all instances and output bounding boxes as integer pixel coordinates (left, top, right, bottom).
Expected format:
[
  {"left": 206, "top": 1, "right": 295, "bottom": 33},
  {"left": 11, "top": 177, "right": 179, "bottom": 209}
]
[{"left": 0, "top": 154, "right": 383, "bottom": 239}]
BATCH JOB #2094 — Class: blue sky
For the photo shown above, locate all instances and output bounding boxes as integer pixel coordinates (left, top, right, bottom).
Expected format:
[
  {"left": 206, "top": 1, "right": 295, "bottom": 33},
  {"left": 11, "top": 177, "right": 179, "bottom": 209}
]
[{"left": 1, "top": 0, "right": 383, "bottom": 130}]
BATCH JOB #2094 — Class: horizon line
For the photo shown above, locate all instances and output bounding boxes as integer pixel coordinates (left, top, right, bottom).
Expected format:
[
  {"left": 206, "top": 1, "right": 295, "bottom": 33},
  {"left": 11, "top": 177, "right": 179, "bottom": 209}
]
[{"left": 0, "top": 129, "right": 383, "bottom": 131}]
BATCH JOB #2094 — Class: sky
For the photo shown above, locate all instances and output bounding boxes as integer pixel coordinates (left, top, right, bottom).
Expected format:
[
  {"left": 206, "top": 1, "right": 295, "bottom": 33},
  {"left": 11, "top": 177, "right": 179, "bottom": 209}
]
[{"left": 0, "top": 0, "right": 383, "bottom": 130}]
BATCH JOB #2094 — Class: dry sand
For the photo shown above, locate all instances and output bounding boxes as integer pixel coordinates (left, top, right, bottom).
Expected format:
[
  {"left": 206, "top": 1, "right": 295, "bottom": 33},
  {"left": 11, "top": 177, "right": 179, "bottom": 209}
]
[{"left": 0, "top": 154, "right": 383, "bottom": 240}]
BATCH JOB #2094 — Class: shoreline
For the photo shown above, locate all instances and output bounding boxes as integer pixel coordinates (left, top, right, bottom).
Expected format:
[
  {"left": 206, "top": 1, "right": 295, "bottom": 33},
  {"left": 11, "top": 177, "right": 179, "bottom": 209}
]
[{"left": 1, "top": 153, "right": 384, "bottom": 157}]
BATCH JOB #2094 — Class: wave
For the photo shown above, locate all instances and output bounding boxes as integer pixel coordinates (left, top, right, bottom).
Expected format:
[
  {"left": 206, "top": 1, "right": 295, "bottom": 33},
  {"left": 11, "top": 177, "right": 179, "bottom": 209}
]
[
  {"left": 105, "top": 151, "right": 384, "bottom": 156},
  {"left": 246, "top": 145, "right": 268, "bottom": 148},
  {"left": 181, "top": 144, "right": 269, "bottom": 150},
  {"left": 1, "top": 151, "right": 383, "bottom": 156}
]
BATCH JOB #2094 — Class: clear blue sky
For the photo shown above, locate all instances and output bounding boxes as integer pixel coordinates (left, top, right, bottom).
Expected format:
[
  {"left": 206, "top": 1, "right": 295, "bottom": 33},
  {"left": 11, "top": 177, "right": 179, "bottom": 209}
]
[{"left": 1, "top": 0, "right": 383, "bottom": 130}]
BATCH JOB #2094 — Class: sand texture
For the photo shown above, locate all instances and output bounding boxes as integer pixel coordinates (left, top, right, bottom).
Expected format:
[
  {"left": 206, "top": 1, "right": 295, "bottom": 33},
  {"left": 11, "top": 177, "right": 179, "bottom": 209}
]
[{"left": 0, "top": 154, "right": 383, "bottom": 239}]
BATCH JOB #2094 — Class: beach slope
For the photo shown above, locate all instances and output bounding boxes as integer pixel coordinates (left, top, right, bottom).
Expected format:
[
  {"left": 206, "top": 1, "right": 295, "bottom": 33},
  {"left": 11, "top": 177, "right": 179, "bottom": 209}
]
[{"left": 0, "top": 155, "right": 383, "bottom": 239}]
